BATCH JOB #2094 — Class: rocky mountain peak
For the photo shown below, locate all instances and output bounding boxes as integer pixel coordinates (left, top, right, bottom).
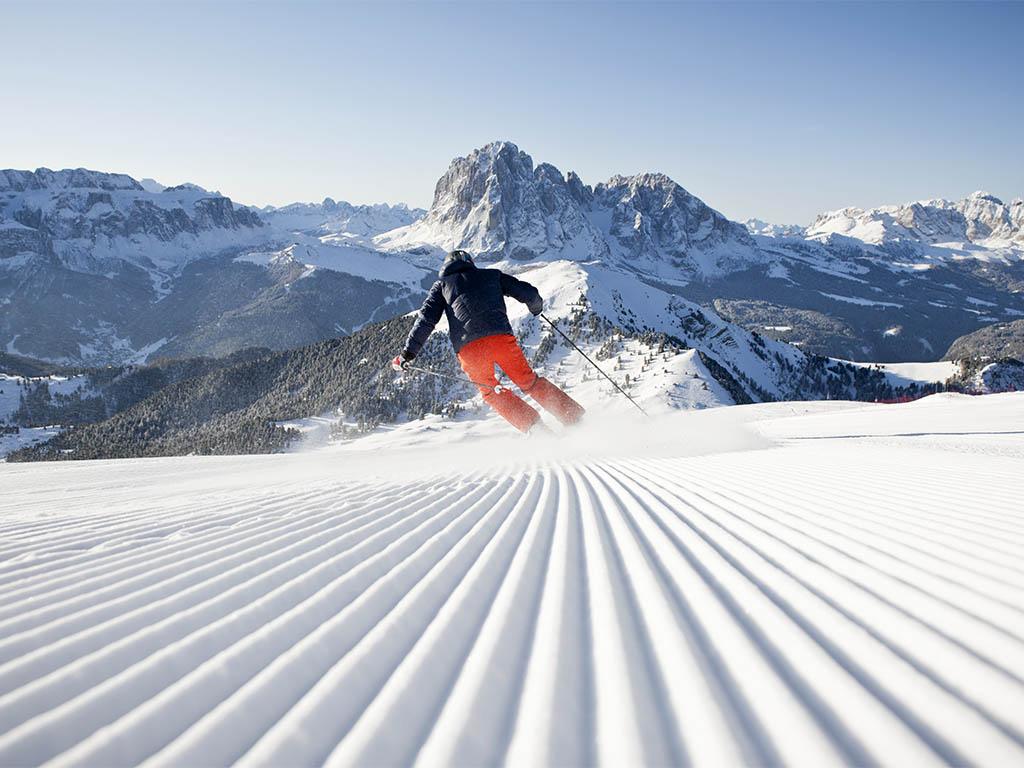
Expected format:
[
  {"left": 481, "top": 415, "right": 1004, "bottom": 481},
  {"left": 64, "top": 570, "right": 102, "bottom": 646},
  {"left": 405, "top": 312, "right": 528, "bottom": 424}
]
[
  {"left": 0, "top": 168, "right": 144, "bottom": 193},
  {"left": 593, "top": 172, "right": 758, "bottom": 274},
  {"left": 565, "top": 171, "right": 593, "bottom": 208},
  {"left": 379, "top": 142, "right": 760, "bottom": 280},
  {"left": 428, "top": 140, "right": 533, "bottom": 215},
  {"left": 601, "top": 172, "right": 676, "bottom": 192},
  {"left": 139, "top": 178, "right": 167, "bottom": 194},
  {"left": 967, "top": 190, "right": 1003, "bottom": 205}
]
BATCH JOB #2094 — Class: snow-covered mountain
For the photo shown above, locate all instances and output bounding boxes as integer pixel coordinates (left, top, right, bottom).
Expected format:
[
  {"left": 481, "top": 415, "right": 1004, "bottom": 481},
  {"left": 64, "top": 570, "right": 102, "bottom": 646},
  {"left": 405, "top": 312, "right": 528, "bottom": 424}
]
[
  {"left": 363, "top": 143, "right": 886, "bottom": 409},
  {"left": 374, "top": 142, "right": 1024, "bottom": 363},
  {"left": 742, "top": 218, "right": 806, "bottom": 238},
  {"left": 0, "top": 169, "right": 267, "bottom": 276},
  {"left": 0, "top": 168, "right": 430, "bottom": 364},
  {"left": 695, "top": 193, "right": 1024, "bottom": 362},
  {"left": 4, "top": 148, "right": 1023, "bottom": 369},
  {"left": 261, "top": 198, "right": 425, "bottom": 243},
  {"left": 807, "top": 191, "right": 1024, "bottom": 250},
  {"left": 378, "top": 141, "right": 764, "bottom": 283}
]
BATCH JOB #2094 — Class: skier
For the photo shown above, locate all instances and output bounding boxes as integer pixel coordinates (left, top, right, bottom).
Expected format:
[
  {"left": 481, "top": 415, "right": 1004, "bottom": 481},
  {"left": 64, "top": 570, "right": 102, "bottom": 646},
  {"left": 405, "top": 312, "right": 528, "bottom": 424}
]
[{"left": 392, "top": 249, "right": 585, "bottom": 433}]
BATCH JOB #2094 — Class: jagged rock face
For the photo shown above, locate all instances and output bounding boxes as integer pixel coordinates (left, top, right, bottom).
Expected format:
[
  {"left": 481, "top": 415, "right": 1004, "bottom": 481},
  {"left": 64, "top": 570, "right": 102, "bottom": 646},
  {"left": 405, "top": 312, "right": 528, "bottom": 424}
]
[
  {"left": 382, "top": 141, "right": 758, "bottom": 279},
  {"left": 0, "top": 167, "right": 428, "bottom": 366},
  {"left": 412, "top": 142, "right": 603, "bottom": 262},
  {"left": 594, "top": 173, "right": 758, "bottom": 277},
  {"left": 0, "top": 168, "right": 142, "bottom": 193},
  {"left": 807, "top": 191, "right": 1024, "bottom": 246},
  {"left": 1, "top": 166, "right": 264, "bottom": 266},
  {"left": 0, "top": 167, "right": 265, "bottom": 277}
]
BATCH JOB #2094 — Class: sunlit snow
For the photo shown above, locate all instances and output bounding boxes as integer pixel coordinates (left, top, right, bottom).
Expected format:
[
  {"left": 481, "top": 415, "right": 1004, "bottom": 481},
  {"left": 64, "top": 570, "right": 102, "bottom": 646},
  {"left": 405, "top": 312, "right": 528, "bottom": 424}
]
[{"left": 1, "top": 393, "right": 1022, "bottom": 766}]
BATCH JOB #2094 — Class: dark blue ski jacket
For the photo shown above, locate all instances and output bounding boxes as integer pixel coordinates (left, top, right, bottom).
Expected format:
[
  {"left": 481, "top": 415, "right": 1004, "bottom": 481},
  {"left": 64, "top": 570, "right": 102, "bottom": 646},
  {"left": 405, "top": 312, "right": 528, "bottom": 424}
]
[{"left": 401, "top": 260, "right": 542, "bottom": 358}]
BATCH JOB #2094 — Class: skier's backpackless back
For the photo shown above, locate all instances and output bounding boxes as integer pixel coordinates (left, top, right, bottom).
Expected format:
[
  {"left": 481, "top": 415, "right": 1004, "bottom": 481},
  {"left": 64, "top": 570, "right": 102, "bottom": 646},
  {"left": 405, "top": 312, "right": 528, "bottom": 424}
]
[{"left": 393, "top": 250, "right": 584, "bottom": 433}]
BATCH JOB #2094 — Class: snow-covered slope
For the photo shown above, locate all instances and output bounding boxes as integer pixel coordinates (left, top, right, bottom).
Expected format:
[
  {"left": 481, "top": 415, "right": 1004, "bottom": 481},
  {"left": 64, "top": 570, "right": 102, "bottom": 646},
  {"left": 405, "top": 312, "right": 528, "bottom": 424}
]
[
  {"left": 0, "top": 373, "right": 92, "bottom": 455},
  {"left": 490, "top": 258, "right": 812, "bottom": 406},
  {"left": 234, "top": 242, "right": 425, "bottom": 292},
  {"left": 0, "top": 392, "right": 1022, "bottom": 766}
]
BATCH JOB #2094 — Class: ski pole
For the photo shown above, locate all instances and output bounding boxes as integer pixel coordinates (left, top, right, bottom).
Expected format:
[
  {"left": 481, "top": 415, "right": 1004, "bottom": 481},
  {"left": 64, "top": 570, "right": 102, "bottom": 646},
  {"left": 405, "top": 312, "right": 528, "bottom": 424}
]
[
  {"left": 539, "top": 313, "right": 649, "bottom": 417},
  {"left": 401, "top": 363, "right": 506, "bottom": 394}
]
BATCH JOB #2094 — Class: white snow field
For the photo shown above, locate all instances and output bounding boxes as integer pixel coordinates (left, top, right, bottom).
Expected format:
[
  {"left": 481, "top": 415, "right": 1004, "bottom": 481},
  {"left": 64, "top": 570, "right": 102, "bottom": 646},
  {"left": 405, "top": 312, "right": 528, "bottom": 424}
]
[{"left": 1, "top": 393, "right": 1023, "bottom": 767}]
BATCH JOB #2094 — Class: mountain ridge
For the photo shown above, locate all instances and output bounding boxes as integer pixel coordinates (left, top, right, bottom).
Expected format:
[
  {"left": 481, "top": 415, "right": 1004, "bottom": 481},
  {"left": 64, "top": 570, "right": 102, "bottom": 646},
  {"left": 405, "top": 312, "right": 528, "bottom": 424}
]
[
  {"left": 0, "top": 166, "right": 428, "bottom": 364},
  {"left": 377, "top": 140, "right": 762, "bottom": 282},
  {"left": 3, "top": 145, "right": 1024, "bottom": 368}
]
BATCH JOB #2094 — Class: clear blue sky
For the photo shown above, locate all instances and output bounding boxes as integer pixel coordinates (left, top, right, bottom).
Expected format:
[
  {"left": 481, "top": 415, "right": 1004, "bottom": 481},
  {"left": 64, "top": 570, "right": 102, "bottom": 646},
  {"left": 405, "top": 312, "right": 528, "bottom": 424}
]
[{"left": 3, "top": 0, "right": 1022, "bottom": 224}]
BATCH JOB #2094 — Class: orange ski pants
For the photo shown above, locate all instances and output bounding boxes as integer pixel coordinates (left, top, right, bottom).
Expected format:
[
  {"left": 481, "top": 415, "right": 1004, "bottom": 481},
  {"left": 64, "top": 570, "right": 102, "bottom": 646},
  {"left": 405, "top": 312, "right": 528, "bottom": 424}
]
[{"left": 457, "top": 333, "right": 585, "bottom": 432}]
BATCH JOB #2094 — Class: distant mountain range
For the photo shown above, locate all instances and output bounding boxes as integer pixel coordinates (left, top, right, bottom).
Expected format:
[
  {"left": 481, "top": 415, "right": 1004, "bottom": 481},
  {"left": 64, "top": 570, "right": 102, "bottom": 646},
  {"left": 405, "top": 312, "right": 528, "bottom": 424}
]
[
  {"left": 0, "top": 169, "right": 427, "bottom": 364},
  {"left": 3, "top": 144, "right": 1023, "bottom": 374},
  {"left": 378, "top": 142, "right": 1023, "bottom": 362},
  {"left": 5, "top": 144, "right": 1024, "bottom": 458}
]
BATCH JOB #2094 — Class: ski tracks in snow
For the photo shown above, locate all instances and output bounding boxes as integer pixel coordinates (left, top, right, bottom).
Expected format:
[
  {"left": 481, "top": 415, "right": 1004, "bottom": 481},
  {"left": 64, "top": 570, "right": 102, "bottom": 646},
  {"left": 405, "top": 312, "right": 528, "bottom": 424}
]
[{"left": 0, "top": 439, "right": 1023, "bottom": 766}]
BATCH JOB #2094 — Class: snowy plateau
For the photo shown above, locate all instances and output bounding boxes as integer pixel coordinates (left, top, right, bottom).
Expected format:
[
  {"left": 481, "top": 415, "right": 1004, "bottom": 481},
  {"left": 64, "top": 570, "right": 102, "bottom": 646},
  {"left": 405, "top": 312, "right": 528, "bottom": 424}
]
[{"left": 1, "top": 392, "right": 1023, "bottom": 767}]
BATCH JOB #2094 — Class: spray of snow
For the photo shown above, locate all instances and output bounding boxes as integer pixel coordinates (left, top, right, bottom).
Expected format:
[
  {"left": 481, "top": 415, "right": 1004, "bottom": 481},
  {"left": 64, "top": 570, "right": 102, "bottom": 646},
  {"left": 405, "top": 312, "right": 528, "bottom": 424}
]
[{"left": 318, "top": 407, "right": 770, "bottom": 483}]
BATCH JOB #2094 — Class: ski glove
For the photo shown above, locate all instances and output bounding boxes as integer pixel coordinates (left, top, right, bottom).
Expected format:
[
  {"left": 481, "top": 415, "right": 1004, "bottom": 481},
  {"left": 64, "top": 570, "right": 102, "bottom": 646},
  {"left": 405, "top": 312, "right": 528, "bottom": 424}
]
[{"left": 392, "top": 351, "right": 413, "bottom": 372}]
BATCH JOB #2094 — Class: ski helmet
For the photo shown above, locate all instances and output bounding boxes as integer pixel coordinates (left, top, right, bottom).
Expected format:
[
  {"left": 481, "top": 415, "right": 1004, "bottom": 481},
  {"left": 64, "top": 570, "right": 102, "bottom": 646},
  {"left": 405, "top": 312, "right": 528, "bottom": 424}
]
[
  {"left": 445, "top": 249, "right": 474, "bottom": 265},
  {"left": 440, "top": 249, "right": 474, "bottom": 275}
]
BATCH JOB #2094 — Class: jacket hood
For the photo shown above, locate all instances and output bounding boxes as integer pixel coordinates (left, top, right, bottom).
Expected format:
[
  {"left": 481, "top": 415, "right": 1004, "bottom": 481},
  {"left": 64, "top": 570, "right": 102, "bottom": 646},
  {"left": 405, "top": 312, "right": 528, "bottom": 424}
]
[{"left": 439, "top": 259, "right": 477, "bottom": 278}]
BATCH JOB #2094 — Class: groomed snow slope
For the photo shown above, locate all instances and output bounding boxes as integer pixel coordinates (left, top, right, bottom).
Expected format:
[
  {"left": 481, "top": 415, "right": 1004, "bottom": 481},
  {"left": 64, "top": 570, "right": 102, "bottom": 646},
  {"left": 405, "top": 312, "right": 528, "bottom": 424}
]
[{"left": 1, "top": 394, "right": 1023, "bottom": 767}]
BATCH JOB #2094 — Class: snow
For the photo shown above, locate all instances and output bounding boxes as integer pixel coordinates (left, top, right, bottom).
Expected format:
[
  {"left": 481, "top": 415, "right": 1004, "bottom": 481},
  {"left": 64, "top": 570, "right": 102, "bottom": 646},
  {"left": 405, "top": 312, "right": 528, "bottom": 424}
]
[
  {"left": 235, "top": 243, "right": 427, "bottom": 289},
  {"left": 0, "top": 374, "right": 96, "bottom": 455},
  {"left": 128, "top": 337, "right": 170, "bottom": 365},
  {"left": 1, "top": 393, "right": 1023, "bottom": 766},
  {"left": 0, "top": 375, "right": 26, "bottom": 422},
  {"left": 819, "top": 292, "right": 904, "bottom": 308},
  {"left": 742, "top": 218, "right": 806, "bottom": 238},
  {"left": 0, "top": 374, "right": 93, "bottom": 423},
  {"left": 4, "top": 180, "right": 272, "bottom": 279},
  {"left": 0, "top": 252, "right": 35, "bottom": 271},
  {"left": 806, "top": 193, "right": 1024, "bottom": 253},
  {"left": 842, "top": 360, "right": 959, "bottom": 388},
  {"left": 374, "top": 144, "right": 761, "bottom": 284},
  {"left": 138, "top": 178, "right": 166, "bottom": 194},
  {"left": 0, "top": 425, "right": 63, "bottom": 456},
  {"left": 967, "top": 296, "right": 998, "bottom": 307}
]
